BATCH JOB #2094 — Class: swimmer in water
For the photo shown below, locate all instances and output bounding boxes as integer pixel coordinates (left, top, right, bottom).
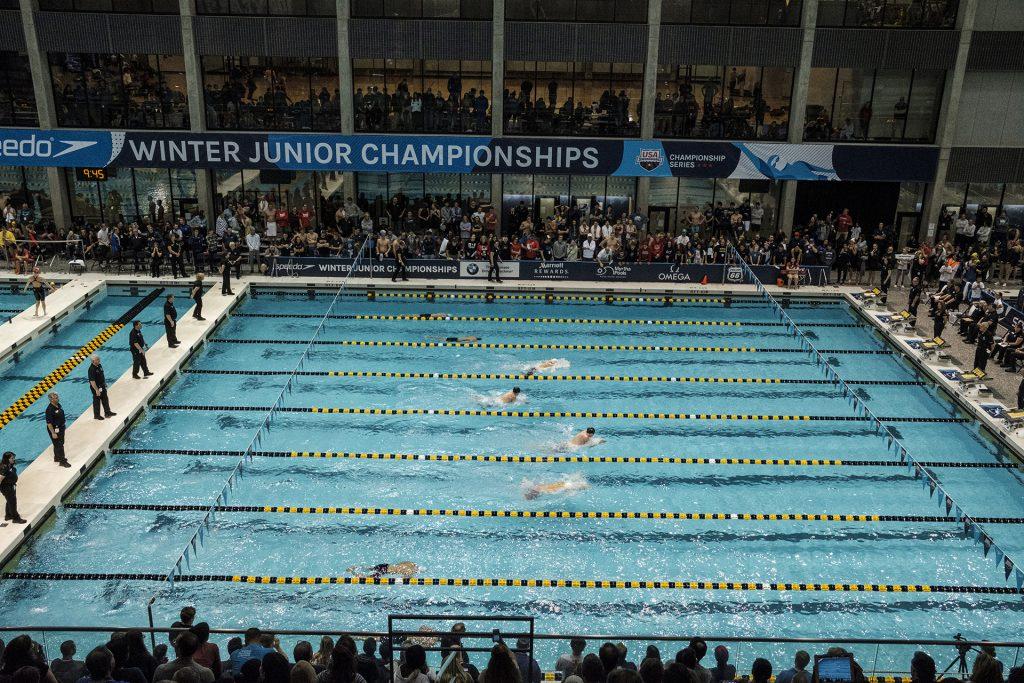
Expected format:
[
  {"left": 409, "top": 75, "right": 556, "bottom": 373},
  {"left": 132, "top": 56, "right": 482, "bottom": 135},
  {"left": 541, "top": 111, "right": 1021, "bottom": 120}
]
[
  {"left": 418, "top": 312, "right": 451, "bottom": 320},
  {"left": 525, "top": 359, "right": 568, "bottom": 376},
  {"left": 571, "top": 427, "right": 597, "bottom": 446},
  {"left": 427, "top": 335, "right": 480, "bottom": 342},
  {"left": 498, "top": 387, "right": 522, "bottom": 404},
  {"left": 348, "top": 562, "right": 420, "bottom": 578},
  {"left": 523, "top": 474, "right": 589, "bottom": 500}
]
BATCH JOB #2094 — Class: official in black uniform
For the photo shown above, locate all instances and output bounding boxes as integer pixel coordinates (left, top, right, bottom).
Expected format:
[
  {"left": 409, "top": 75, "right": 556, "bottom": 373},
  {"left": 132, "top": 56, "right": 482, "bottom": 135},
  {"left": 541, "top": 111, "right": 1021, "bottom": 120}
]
[
  {"left": 150, "top": 238, "right": 163, "bottom": 278},
  {"left": 164, "top": 294, "right": 180, "bottom": 348},
  {"left": 391, "top": 238, "right": 408, "bottom": 282},
  {"left": 87, "top": 355, "right": 117, "bottom": 420},
  {"left": 191, "top": 273, "right": 206, "bottom": 321},
  {"left": 487, "top": 237, "right": 502, "bottom": 283},
  {"left": 222, "top": 242, "right": 240, "bottom": 294},
  {"left": 45, "top": 393, "right": 71, "bottom": 467},
  {"left": 130, "top": 320, "right": 153, "bottom": 379},
  {"left": 168, "top": 236, "right": 185, "bottom": 278},
  {"left": 1, "top": 451, "right": 25, "bottom": 524}
]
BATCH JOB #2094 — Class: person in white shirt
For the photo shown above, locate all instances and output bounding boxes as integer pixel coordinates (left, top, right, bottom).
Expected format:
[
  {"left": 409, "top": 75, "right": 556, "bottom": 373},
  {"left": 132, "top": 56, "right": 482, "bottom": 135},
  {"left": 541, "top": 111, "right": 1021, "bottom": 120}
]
[
  {"left": 976, "top": 222, "right": 992, "bottom": 246},
  {"left": 600, "top": 222, "right": 613, "bottom": 241},
  {"left": 360, "top": 213, "right": 374, "bottom": 234},
  {"left": 245, "top": 227, "right": 261, "bottom": 273},
  {"left": 596, "top": 246, "right": 613, "bottom": 265},
  {"left": 582, "top": 236, "right": 597, "bottom": 260}
]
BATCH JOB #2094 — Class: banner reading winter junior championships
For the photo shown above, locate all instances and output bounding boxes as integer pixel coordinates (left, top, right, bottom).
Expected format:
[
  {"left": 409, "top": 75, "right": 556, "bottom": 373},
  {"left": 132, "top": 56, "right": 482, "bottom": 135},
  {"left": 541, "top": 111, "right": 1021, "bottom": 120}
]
[{"left": 0, "top": 129, "right": 938, "bottom": 182}]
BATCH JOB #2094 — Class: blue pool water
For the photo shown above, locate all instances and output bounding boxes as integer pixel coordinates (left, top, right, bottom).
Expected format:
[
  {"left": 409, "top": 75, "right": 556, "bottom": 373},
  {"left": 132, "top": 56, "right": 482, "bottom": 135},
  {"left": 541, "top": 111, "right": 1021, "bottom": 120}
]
[
  {"left": 0, "top": 283, "right": 44, "bottom": 315},
  {"left": 2, "top": 289, "right": 1023, "bottom": 669},
  {"left": 0, "top": 285, "right": 192, "bottom": 464}
]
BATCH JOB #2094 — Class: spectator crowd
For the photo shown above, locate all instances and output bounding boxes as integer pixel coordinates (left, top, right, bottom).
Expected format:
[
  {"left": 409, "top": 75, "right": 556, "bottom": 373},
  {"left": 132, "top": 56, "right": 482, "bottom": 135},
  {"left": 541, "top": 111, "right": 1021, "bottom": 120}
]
[{"left": 0, "top": 611, "right": 1019, "bottom": 683}]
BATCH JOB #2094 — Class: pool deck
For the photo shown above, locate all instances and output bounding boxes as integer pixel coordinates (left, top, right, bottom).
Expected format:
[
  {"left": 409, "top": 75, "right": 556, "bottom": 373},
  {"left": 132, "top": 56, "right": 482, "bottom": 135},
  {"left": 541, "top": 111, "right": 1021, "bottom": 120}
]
[
  {"left": 2, "top": 269, "right": 1024, "bottom": 568},
  {"left": 0, "top": 279, "right": 244, "bottom": 564},
  {"left": 0, "top": 277, "right": 104, "bottom": 365}
]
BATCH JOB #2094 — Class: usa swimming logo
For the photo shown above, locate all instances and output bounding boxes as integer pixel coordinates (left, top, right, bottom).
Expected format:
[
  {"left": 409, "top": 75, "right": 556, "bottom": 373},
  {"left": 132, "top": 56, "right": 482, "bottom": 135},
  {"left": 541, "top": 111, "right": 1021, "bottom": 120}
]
[{"left": 636, "top": 148, "right": 663, "bottom": 171}]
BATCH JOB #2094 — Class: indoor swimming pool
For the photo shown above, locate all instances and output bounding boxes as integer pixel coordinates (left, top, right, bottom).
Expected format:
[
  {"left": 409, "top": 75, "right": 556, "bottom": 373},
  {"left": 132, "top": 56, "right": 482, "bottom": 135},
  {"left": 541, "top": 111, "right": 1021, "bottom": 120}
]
[{"left": 1, "top": 288, "right": 1023, "bottom": 668}]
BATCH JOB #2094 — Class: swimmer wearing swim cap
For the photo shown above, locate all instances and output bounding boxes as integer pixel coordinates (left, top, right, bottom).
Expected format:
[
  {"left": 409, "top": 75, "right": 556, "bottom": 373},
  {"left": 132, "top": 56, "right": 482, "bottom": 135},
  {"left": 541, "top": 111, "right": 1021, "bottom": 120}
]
[{"left": 498, "top": 387, "right": 521, "bottom": 404}]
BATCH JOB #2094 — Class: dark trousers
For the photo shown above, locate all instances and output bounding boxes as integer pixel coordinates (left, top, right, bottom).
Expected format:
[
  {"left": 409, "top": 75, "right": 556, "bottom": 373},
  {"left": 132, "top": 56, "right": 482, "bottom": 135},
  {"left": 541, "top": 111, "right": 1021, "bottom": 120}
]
[
  {"left": 92, "top": 387, "right": 112, "bottom": 418},
  {"left": 150, "top": 257, "right": 161, "bottom": 277},
  {"left": 165, "top": 321, "right": 179, "bottom": 346},
  {"left": 1, "top": 483, "right": 17, "bottom": 520},
  {"left": 132, "top": 250, "right": 143, "bottom": 273},
  {"left": 51, "top": 432, "right": 66, "bottom": 463},
  {"left": 222, "top": 268, "right": 232, "bottom": 294},
  {"left": 193, "top": 297, "right": 203, "bottom": 319},
  {"left": 1018, "top": 377, "right": 1024, "bottom": 409},
  {"left": 392, "top": 260, "right": 407, "bottom": 281},
  {"left": 171, "top": 255, "right": 185, "bottom": 278},
  {"left": 487, "top": 261, "right": 501, "bottom": 281},
  {"left": 132, "top": 350, "right": 150, "bottom": 377}
]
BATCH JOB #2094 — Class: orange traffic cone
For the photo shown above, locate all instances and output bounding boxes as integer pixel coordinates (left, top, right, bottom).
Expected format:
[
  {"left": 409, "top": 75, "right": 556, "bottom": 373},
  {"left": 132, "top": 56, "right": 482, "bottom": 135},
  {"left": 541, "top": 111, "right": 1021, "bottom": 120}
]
[{"left": 700, "top": 275, "right": 709, "bottom": 285}]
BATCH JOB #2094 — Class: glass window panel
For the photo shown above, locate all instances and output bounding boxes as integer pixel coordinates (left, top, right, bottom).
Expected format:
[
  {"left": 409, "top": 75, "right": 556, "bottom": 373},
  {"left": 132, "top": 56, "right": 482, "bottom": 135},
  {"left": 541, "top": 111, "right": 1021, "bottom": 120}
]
[
  {"left": 941, "top": 182, "right": 967, "bottom": 209},
  {"left": 768, "top": 0, "right": 800, "bottom": 25},
  {"left": 197, "top": 0, "right": 232, "bottom": 12},
  {"left": 388, "top": 173, "right": 425, "bottom": 201},
  {"left": 833, "top": 68, "right": 874, "bottom": 140},
  {"left": 68, "top": 172, "right": 102, "bottom": 221},
  {"left": 100, "top": 173, "right": 136, "bottom": 223},
  {"left": 904, "top": 69, "right": 943, "bottom": 143},
  {"left": 422, "top": 0, "right": 459, "bottom": 17},
  {"left": 533, "top": 174, "right": 569, "bottom": 197},
  {"left": 756, "top": 66, "right": 792, "bottom": 140},
  {"left": 965, "top": 182, "right": 1003, "bottom": 223},
  {"left": 424, "top": 172, "right": 460, "bottom": 199},
  {"left": 804, "top": 67, "right": 837, "bottom": 140},
  {"left": 661, "top": 0, "right": 691, "bottom": 22},
  {"left": 691, "top": 0, "right": 730, "bottom": 23},
  {"left": 74, "top": 0, "right": 113, "bottom": 10},
  {"left": 357, "top": 172, "right": 389, "bottom": 204},
  {"left": 0, "top": 52, "right": 38, "bottom": 126},
  {"left": 38, "top": 0, "right": 73, "bottom": 8},
  {"left": 22, "top": 167, "right": 52, "bottom": 223},
  {"left": 615, "top": 0, "right": 647, "bottom": 22},
  {"left": 502, "top": 174, "right": 533, "bottom": 196},
  {"left": 461, "top": 0, "right": 490, "bottom": 17},
  {"left": 678, "top": 177, "right": 714, "bottom": 212},
  {"left": 816, "top": 0, "right": 846, "bottom": 25},
  {"left": 133, "top": 168, "right": 173, "bottom": 223},
  {"left": 1002, "top": 184, "right": 1024, "bottom": 232},
  {"left": 0, "top": 167, "right": 25, "bottom": 218},
  {"left": 171, "top": 169, "right": 199, "bottom": 219},
  {"left": 460, "top": 173, "right": 490, "bottom": 202},
  {"left": 570, "top": 176, "right": 606, "bottom": 201},
  {"left": 730, "top": 0, "right": 768, "bottom": 24},
  {"left": 575, "top": 0, "right": 615, "bottom": 21},
  {"left": 383, "top": 0, "right": 420, "bottom": 16},
  {"left": 351, "top": 0, "right": 381, "bottom": 15},
  {"left": 649, "top": 177, "right": 679, "bottom": 207},
  {"left": 868, "top": 70, "right": 912, "bottom": 140}
]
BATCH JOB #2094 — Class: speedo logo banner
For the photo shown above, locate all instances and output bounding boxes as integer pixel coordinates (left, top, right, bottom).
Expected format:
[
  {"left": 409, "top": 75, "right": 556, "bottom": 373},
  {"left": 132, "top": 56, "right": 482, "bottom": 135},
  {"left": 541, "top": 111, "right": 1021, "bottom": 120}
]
[{"left": 0, "top": 129, "right": 939, "bottom": 181}]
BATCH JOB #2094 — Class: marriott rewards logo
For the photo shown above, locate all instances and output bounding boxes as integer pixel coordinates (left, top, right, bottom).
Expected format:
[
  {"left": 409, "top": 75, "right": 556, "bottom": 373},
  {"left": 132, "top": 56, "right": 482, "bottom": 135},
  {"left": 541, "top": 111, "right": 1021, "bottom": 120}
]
[{"left": 123, "top": 138, "right": 602, "bottom": 170}]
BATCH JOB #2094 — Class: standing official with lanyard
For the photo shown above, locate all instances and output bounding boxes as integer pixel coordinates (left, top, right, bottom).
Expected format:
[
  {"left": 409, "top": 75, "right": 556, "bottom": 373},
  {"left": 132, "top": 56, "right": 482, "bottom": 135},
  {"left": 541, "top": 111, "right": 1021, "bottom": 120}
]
[
  {"left": 46, "top": 393, "right": 71, "bottom": 468},
  {"left": 191, "top": 273, "right": 206, "bottom": 321},
  {"left": 88, "top": 355, "right": 117, "bottom": 420},
  {"left": 130, "top": 320, "right": 153, "bottom": 379},
  {"left": 164, "top": 294, "right": 180, "bottom": 348},
  {"left": 1, "top": 451, "right": 26, "bottom": 524}
]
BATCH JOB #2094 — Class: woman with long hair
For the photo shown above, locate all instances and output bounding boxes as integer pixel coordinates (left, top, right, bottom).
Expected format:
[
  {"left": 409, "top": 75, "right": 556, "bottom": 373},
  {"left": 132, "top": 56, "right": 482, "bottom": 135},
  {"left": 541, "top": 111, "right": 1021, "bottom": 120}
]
[
  {"left": 312, "top": 638, "right": 335, "bottom": 670},
  {"left": 479, "top": 644, "right": 519, "bottom": 683}
]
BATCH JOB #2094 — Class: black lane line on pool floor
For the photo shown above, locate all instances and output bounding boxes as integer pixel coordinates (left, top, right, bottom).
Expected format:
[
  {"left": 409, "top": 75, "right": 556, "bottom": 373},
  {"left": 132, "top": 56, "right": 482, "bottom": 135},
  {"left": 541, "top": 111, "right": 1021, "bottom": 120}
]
[
  {"left": 150, "top": 405, "right": 970, "bottom": 423},
  {"left": 1, "top": 572, "right": 1019, "bottom": 594},
  {"left": 207, "top": 338, "right": 893, "bottom": 354},
  {"left": 60, "top": 502, "right": 1024, "bottom": 525},
  {"left": 178, "top": 368, "right": 925, "bottom": 386},
  {"left": 105, "top": 448, "right": 1021, "bottom": 469},
  {"left": 229, "top": 312, "right": 863, "bottom": 328}
]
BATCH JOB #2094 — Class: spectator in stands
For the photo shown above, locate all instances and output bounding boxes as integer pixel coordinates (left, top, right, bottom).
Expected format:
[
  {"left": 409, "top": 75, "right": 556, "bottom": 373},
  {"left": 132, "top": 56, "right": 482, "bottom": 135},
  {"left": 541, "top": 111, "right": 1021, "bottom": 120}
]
[
  {"left": 312, "top": 639, "right": 334, "bottom": 671},
  {"left": 514, "top": 639, "right": 541, "bottom": 683},
  {"left": 82, "top": 648, "right": 120, "bottom": 683},
  {"left": 577, "top": 656, "right": 604, "bottom": 683},
  {"left": 750, "top": 659, "right": 772, "bottom": 683},
  {"left": 639, "top": 657, "right": 663, "bottom": 683},
  {"left": 608, "top": 671, "right": 642, "bottom": 683},
  {"left": 355, "top": 639, "right": 379, "bottom": 683},
  {"left": 911, "top": 652, "right": 936, "bottom": 683},
  {"left": 229, "top": 630, "right": 276, "bottom": 676},
  {"left": 294, "top": 662, "right": 319, "bottom": 683},
  {"left": 262, "top": 653, "right": 291, "bottom": 683},
  {"left": 153, "top": 633, "right": 214, "bottom": 683},
  {"left": 775, "top": 651, "right": 809, "bottom": 683},
  {"left": 103, "top": 637, "right": 145, "bottom": 683},
  {"left": 0, "top": 635, "right": 55, "bottom": 683},
  {"left": 318, "top": 642, "right": 365, "bottom": 683},
  {"left": 556, "top": 639, "right": 587, "bottom": 680},
  {"left": 480, "top": 644, "right": 520, "bottom": 683},
  {"left": 123, "top": 632, "right": 156, "bottom": 682},
  {"left": 188, "top": 624, "right": 220, "bottom": 679},
  {"left": 709, "top": 647, "right": 734, "bottom": 683},
  {"left": 49, "top": 642, "right": 84, "bottom": 683},
  {"left": 687, "top": 640, "right": 710, "bottom": 683},
  {"left": 972, "top": 654, "right": 1003, "bottom": 683},
  {"left": 615, "top": 645, "right": 636, "bottom": 673}
]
